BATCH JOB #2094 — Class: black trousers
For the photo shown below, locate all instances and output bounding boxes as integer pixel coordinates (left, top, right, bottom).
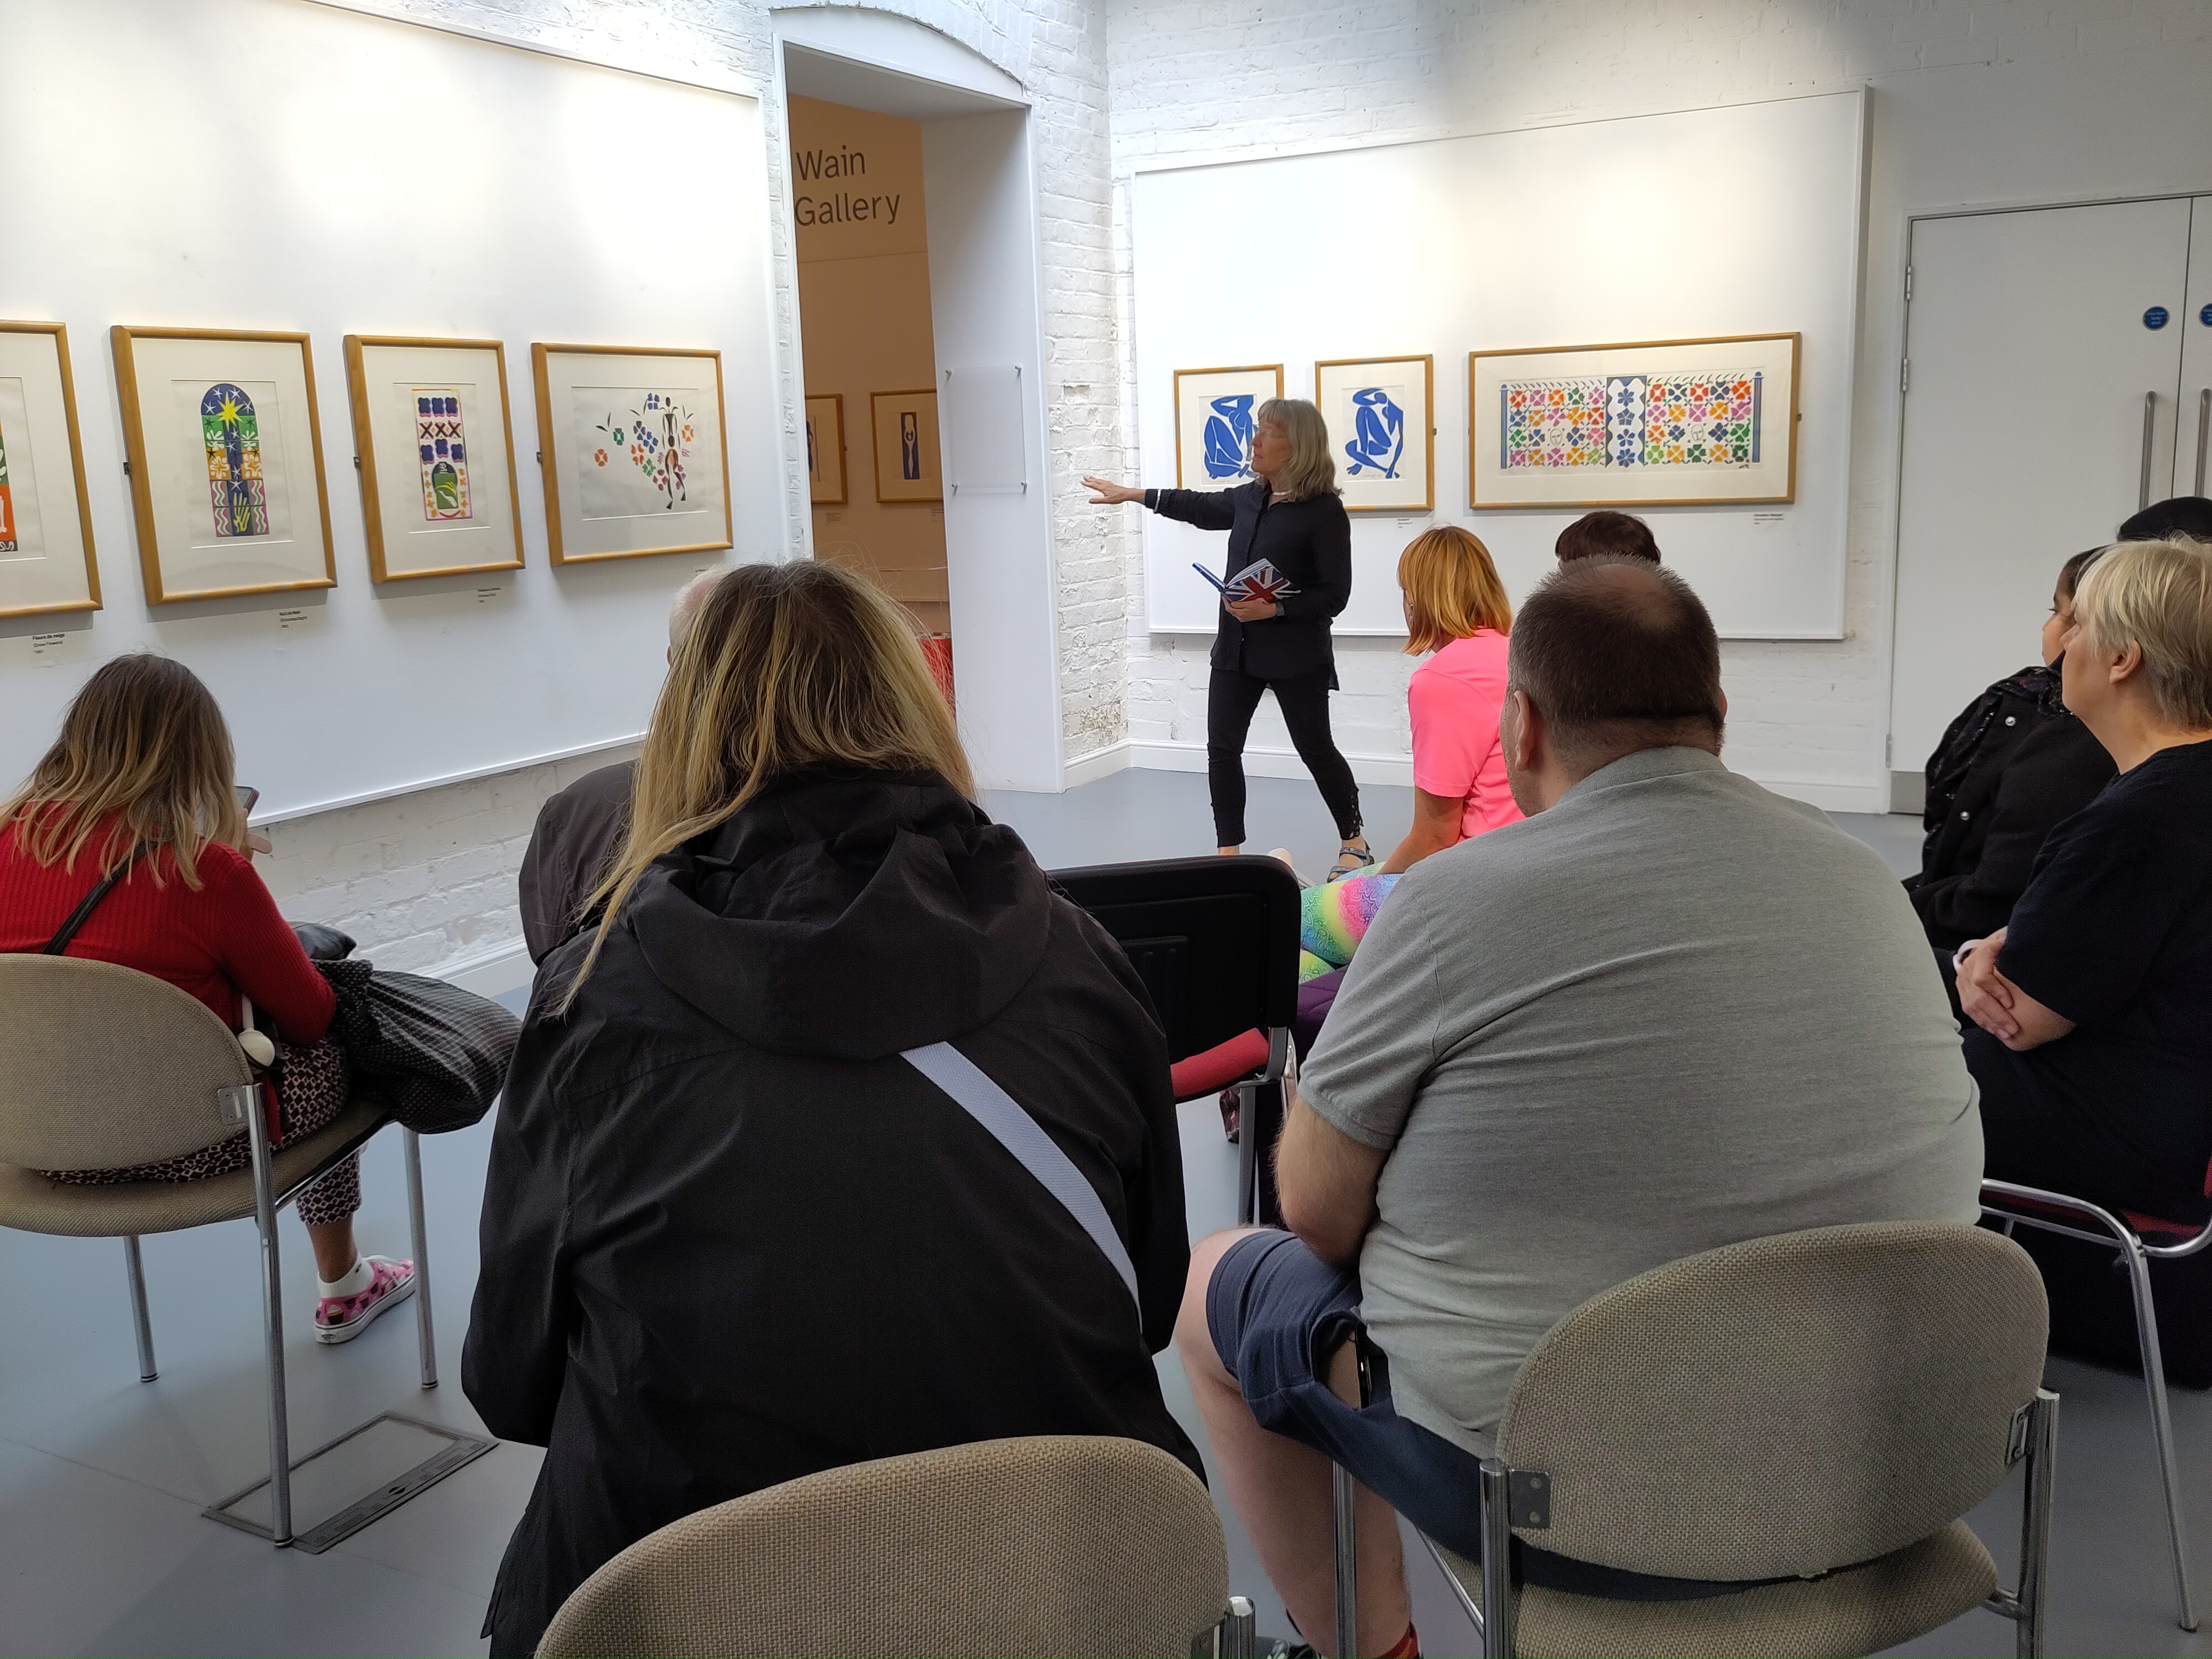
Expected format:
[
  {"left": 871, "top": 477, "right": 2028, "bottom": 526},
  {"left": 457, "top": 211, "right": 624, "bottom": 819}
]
[{"left": 1206, "top": 666, "right": 1361, "bottom": 849}]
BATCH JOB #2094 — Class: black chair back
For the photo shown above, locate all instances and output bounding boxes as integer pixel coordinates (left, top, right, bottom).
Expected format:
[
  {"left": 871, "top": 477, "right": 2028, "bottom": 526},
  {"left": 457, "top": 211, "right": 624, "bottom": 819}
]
[{"left": 1047, "top": 855, "right": 1300, "bottom": 1065}]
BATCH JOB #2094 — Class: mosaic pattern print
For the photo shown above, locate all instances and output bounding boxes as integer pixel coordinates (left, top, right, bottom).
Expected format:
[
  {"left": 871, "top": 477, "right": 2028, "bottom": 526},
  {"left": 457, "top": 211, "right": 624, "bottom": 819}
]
[
  {"left": 0, "top": 414, "right": 17, "bottom": 554},
  {"left": 1203, "top": 393, "right": 1256, "bottom": 479},
  {"left": 201, "top": 383, "right": 270, "bottom": 538},
  {"left": 593, "top": 392, "right": 695, "bottom": 510},
  {"left": 1502, "top": 371, "right": 1761, "bottom": 470},
  {"left": 413, "top": 388, "right": 472, "bottom": 521}
]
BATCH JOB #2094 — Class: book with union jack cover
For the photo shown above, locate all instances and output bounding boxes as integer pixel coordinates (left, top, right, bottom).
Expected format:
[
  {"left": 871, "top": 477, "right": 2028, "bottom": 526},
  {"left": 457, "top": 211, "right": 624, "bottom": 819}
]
[{"left": 1197, "top": 557, "right": 1297, "bottom": 605}]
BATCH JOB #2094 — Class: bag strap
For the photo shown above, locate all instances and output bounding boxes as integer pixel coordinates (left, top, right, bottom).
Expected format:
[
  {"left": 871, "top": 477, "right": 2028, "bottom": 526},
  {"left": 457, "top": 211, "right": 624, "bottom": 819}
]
[
  {"left": 43, "top": 848, "right": 140, "bottom": 956},
  {"left": 901, "top": 1041, "right": 1142, "bottom": 1311}
]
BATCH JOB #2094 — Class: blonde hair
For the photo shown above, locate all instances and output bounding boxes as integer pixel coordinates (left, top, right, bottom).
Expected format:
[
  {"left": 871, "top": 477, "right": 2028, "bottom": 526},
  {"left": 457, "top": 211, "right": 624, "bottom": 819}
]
[
  {"left": 564, "top": 560, "right": 973, "bottom": 1006},
  {"left": 1254, "top": 398, "right": 1337, "bottom": 502},
  {"left": 1399, "top": 526, "right": 1512, "bottom": 654},
  {"left": 2071, "top": 537, "right": 2212, "bottom": 729},
  {"left": 1, "top": 653, "right": 245, "bottom": 889}
]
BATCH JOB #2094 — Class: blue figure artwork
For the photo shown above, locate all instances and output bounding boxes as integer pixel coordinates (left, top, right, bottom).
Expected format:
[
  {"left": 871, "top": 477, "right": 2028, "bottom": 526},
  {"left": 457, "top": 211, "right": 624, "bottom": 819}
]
[
  {"left": 1202, "top": 394, "right": 1256, "bottom": 479},
  {"left": 1343, "top": 387, "right": 1404, "bottom": 478}
]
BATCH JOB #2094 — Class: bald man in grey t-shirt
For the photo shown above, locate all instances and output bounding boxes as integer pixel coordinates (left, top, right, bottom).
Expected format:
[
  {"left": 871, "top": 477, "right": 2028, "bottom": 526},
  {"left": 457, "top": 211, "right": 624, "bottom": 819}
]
[{"left": 1176, "top": 560, "right": 1982, "bottom": 1656}]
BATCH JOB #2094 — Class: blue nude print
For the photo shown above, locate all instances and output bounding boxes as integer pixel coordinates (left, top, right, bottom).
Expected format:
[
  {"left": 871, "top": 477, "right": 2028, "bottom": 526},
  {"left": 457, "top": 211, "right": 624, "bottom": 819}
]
[
  {"left": 1202, "top": 394, "right": 1257, "bottom": 479},
  {"left": 1343, "top": 387, "right": 1405, "bottom": 478}
]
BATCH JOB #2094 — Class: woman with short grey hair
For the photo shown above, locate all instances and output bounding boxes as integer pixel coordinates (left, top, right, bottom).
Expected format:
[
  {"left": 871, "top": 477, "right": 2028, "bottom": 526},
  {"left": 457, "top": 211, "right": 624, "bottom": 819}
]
[{"left": 1086, "top": 399, "right": 1369, "bottom": 874}]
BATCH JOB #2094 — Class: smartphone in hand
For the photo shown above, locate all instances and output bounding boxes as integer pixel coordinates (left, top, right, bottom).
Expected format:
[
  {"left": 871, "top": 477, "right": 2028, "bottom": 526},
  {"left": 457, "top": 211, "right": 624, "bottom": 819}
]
[{"left": 235, "top": 785, "right": 260, "bottom": 815}]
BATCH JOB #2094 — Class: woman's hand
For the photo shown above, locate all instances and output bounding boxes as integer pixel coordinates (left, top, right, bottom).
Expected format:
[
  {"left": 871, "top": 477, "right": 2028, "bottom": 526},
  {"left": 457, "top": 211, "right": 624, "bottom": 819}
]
[
  {"left": 1083, "top": 476, "right": 1144, "bottom": 505},
  {"left": 1225, "top": 595, "right": 1279, "bottom": 623},
  {"left": 242, "top": 831, "right": 273, "bottom": 863}
]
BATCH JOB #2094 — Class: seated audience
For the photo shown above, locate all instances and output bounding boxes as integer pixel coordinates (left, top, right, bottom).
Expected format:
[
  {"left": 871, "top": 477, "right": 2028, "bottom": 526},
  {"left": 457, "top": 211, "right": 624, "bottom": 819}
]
[
  {"left": 515, "top": 567, "right": 726, "bottom": 963},
  {"left": 1956, "top": 537, "right": 2212, "bottom": 1225},
  {"left": 1179, "top": 558, "right": 1981, "bottom": 1657},
  {"left": 1908, "top": 548, "right": 2116, "bottom": 980},
  {"left": 0, "top": 655, "right": 413, "bottom": 1340},
  {"left": 465, "top": 561, "right": 1198, "bottom": 1658},
  {"left": 1555, "top": 508, "right": 1660, "bottom": 564},
  {"left": 2118, "top": 493, "right": 2212, "bottom": 544}
]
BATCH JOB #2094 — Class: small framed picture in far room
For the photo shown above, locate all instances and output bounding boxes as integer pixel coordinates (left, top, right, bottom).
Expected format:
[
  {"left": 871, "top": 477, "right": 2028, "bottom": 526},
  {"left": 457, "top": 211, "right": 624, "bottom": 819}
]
[
  {"left": 1315, "top": 354, "right": 1434, "bottom": 514},
  {"left": 1469, "top": 332, "right": 1801, "bottom": 509},
  {"left": 1172, "top": 363, "right": 1284, "bottom": 488},
  {"left": 111, "top": 325, "right": 338, "bottom": 603},
  {"left": 343, "top": 335, "right": 525, "bottom": 582},
  {"left": 805, "top": 393, "right": 847, "bottom": 505},
  {"left": 532, "top": 343, "right": 732, "bottom": 563},
  {"left": 0, "top": 320, "right": 100, "bottom": 618},
  {"left": 871, "top": 388, "right": 942, "bottom": 504}
]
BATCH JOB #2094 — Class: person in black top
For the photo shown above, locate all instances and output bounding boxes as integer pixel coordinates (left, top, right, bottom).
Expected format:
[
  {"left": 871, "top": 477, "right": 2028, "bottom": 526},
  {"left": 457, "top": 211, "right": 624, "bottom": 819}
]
[
  {"left": 2119, "top": 493, "right": 2212, "bottom": 544},
  {"left": 1086, "top": 398, "right": 1371, "bottom": 876},
  {"left": 1908, "top": 549, "right": 2116, "bottom": 993},
  {"left": 465, "top": 562, "right": 1197, "bottom": 1657},
  {"left": 1955, "top": 538, "right": 2212, "bottom": 1223}
]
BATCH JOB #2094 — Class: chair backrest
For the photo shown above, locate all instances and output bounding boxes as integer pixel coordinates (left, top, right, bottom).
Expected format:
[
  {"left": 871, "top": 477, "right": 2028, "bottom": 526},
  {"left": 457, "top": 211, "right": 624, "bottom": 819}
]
[
  {"left": 1496, "top": 1220, "right": 2048, "bottom": 1583},
  {"left": 535, "top": 1435, "right": 1230, "bottom": 1659},
  {"left": 1049, "top": 855, "right": 1300, "bottom": 1062},
  {"left": 0, "top": 956, "right": 251, "bottom": 1169}
]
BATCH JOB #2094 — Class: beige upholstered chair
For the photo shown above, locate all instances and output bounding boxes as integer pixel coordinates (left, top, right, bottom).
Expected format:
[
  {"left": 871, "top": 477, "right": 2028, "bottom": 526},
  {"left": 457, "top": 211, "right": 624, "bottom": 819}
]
[
  {"left": 536, "top": 1434, "right": 1256, "bottom": 1658},
  {"left": 1337, "top": 1220, "right": 2057, "bottom": 1659},
  {"left": 0, "top": 955, "right": 437, "bottom": 1546}
]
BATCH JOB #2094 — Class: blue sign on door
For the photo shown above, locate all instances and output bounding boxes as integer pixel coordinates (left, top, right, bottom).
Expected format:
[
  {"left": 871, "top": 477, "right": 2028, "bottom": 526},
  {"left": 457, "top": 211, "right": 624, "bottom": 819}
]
[{"left": 2145, "top": 305, "right": 2171, "bottom": 330}]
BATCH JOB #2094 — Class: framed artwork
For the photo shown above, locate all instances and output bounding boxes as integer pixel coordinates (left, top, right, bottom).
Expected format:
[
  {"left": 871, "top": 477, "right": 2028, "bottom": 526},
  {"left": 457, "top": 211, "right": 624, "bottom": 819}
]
[
  {"left": 1316, "top": 355, "right": 1433, "bottom": 513},
  {"left": 531, "top": 344, "right": 731, "bottom": 563},
  {"left": 1172, "top": 364, "right": 1282, "bottom": 488},
  {"left": 805, "top": 393, "right": 847, "bottom": 505},
  {"left": 1469, "top": 333, "right": 1801, "bottom": 508},
  {"left": 111, "top": 326, "right": 336, "bottom": 603},
  {"left": 871, "top": 388, "right": 941, "bottom": 504},
  {"left": 344, "top": 335, "right": 524, "bottom": 582},
  {"left": 0, "top": 321, "right": 100, "bottom": 617}
]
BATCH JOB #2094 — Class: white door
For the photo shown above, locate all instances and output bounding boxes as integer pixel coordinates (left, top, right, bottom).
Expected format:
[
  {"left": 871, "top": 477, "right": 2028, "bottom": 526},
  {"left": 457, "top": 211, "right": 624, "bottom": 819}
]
[
  {"left": 1888, "top": 198, "right": 2194, "bottom": 790},
  {"left": 2180, "top": 199, "right": 2212, "bottom": 500}
]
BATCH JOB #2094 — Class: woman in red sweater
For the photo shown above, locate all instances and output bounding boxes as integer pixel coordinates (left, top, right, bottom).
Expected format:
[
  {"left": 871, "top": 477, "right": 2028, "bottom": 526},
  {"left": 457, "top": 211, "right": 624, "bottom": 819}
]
[{"left": 0, "top": 655, "right": 414, "bottom": 1342}]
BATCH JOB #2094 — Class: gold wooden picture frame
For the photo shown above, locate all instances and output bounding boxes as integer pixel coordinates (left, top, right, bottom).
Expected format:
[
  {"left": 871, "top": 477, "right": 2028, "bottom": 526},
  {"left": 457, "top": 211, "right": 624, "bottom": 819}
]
[
  {"left": 806, "top": 393, "right": 847, "bottom": 506},
  {"left": 1315, "top": 354, "right": 1434, "bottom": 514},
  {"left": 0, "top": 320, "right": 101, "bottom": 618},
  {"left": 111, "top": 325, "right": 337, "bottom": 604},
  {"left": 870, "top": 388, "right": 942, "bottom": 504},
  {"left": 1468, "top": 332, "right": 1801, "bottom": 509},
  {"left": 531, "top": 343, "right": 733, "bottom": 564},
  {"left": 343, "top": 335, "right": 525, "bottom": 582},
  {"left": 1172, "top": 363, "right": 1284, "bottom": 489}
]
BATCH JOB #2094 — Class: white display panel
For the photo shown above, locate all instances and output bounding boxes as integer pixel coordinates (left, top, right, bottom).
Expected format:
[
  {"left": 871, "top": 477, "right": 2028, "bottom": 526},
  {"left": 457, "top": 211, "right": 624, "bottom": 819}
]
[
  {"left": 0, "top": 0, "right": 780, "bottom": 818},
  {"left": 1133, "top": 91, "right": 1864, "bottom": 638}
]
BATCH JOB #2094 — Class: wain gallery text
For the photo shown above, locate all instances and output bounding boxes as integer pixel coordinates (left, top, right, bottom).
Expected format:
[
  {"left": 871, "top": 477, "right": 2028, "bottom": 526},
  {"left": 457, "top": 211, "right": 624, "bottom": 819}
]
[{"left": 792, "top": 143, "right": 900, "bottom": 228}]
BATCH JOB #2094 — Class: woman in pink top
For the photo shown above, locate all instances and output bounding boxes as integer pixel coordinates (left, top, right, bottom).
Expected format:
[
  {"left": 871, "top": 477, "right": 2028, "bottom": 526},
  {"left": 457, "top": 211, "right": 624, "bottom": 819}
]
[{"left": 1294, "top": 527, "right": 1520, "bottom": 978}]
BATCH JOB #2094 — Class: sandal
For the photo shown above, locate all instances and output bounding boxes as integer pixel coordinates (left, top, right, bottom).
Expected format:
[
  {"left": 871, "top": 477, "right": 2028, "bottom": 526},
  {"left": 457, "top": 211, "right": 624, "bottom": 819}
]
[{"left": 1326, "top": 843, "right": 1376, "bottom": 883}]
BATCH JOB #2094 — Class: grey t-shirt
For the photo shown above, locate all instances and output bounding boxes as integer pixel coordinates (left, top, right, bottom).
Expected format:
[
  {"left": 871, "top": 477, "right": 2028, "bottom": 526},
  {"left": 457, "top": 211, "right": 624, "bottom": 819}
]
[{"left": 1298, "top": 746, "right": 1983, "bottom": 1457}]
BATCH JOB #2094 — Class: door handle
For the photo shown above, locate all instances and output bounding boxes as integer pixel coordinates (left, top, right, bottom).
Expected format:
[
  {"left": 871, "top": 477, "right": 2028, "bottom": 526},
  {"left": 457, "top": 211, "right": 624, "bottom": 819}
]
[
  {"left": 2140, "top": 391, "right": 2157, "bottom": 512},
  {"left": 2196, "top": 389, "right": 2209, "bottom": 497}
]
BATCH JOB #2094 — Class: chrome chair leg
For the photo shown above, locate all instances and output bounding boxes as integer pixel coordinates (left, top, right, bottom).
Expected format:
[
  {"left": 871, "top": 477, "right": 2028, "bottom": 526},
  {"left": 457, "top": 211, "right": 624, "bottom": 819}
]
[
  {"left": 1235, "top": 1082, "right": 1258, "bottom": 1227},
  {"left": 1479, "top": 1460, "right": 1516, "bottom": 1658},
  {"left": 242, "top": 1087, "right": 293, "bottom": 1546},
  {"left": 2121, "top": 1232, "right": 2198, "bottom": 1630},
  {"left": 122, "top": 1235, "right": 157, "bottom": 1382},
  {"left": 2016, "top": 1390, "right": 2058, "bottom": 1659},
  {"left": 1331, "top": 1459, "right": 1358, "bottom": 1658},
  {"left": 403, "top": 1129, "right": 437, "bottom": 1389}
]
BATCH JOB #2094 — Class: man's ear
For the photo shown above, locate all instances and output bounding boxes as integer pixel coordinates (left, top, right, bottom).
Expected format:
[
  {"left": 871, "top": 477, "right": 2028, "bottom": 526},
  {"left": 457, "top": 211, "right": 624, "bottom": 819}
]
[{"left": 1506, "top": 688, "right": 1540, "bottom": 770}]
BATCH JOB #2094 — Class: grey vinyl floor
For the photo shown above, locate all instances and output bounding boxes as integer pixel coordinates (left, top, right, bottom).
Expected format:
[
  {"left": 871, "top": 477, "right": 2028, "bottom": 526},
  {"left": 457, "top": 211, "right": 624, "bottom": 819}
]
[{"left": 0, "top": 766, "right": 2199, "bottom": 1657}]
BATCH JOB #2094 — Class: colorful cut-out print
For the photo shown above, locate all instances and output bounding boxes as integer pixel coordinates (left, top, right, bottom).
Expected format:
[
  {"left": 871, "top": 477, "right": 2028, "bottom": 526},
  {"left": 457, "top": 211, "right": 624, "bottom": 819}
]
[
  {"left": 413, "top": 388, "right": 472, "bottom": 521},
  {"left": 1343, "top": 387, "right": 1405, "bottom": 479},
  {"left": 0, "top": 414, "right": 17, "bottom": 554},
  {"left": 1501, "top": 372, "right": 1762, "bottom": 471},
  {"left": 1203, "top": 394, "right": 1256, "bottom": 479},
  {"left": 201, "top": 383, "right": 269, "bottom": 538},
  {"left": 593, "top": 392, "right": 696, "bottom": 510}
]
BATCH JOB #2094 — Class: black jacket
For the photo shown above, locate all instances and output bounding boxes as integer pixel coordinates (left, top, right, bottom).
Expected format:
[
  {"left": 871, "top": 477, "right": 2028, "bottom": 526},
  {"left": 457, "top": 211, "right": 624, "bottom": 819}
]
[
  {"left": 464, "top": 771, "right": 1197, "bottom": 1657},
  {"left": 1906, "top": 664, "right": 2115, "bottom": 952},
  {"left": 1152, "top": 481, "right": 1352, "bottom": 680},
  {"left": 517, "top": 760, "right": 633, "bottom": 964}
]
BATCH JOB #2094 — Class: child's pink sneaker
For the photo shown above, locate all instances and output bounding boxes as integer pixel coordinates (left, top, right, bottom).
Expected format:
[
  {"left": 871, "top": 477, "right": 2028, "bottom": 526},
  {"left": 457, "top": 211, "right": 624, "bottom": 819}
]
[{"left": 314, "top": 1255, "right": 416, "bottom": 1345}]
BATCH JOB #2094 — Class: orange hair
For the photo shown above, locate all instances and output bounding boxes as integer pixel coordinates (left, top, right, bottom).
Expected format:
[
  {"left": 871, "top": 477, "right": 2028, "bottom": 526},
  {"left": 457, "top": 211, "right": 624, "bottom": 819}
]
[{"left": 1398, "top": 526, "right": 1511, "bottom": 655}]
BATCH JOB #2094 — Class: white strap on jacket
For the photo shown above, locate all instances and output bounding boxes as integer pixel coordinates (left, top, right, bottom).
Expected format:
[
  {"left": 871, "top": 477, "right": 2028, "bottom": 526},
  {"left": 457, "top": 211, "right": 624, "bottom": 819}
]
[{"left": 900, "top": 1041, "right": 1142, "bottom": 1311}]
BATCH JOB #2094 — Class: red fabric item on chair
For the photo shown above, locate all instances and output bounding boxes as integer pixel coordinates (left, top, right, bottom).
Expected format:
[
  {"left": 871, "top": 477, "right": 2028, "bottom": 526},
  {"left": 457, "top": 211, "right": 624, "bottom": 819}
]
[{"left": 1170, "top": 1027, "right": 1270, "bottom": 1102}]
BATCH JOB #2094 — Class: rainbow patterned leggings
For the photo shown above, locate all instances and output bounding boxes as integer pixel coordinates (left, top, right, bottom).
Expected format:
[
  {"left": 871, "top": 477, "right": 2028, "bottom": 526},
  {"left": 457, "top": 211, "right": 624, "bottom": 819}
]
[{"left": 1298, "top": 873, "right": 1402, "bottom": 981}]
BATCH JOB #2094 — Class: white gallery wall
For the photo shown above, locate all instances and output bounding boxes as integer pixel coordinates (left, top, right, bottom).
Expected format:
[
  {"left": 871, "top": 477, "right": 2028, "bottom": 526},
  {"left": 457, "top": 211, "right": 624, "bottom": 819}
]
[{"left": 1108, "top": 0, "right": 2212, "bottom": 809}]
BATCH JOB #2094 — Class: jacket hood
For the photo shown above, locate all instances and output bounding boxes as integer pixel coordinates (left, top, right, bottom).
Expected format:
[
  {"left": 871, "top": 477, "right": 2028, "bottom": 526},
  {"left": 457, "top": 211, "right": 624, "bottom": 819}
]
[{"left": 623, "top": 769, "right": 1053, "bottom": 1061}]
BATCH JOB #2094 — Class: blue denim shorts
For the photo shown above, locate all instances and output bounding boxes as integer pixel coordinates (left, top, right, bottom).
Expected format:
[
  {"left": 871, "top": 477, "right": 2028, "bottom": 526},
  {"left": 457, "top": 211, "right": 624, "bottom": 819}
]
[{"left": 1206, "top": 1229, "right": 1763, "bottom": 1600}]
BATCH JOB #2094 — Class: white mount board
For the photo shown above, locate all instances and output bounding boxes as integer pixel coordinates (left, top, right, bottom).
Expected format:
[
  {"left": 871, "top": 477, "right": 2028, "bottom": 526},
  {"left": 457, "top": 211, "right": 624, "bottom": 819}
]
[
  {"left": 0, "top": 0, "right": 780, "bottom": 818},
  {"left": 1134, "top": 91, "right": 1864, "bottom": 639}
]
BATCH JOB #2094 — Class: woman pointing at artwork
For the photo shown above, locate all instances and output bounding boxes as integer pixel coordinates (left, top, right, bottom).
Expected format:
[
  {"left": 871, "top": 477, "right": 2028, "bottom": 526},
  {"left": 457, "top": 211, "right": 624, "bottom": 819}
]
[{"left": 1086, "top": 398, "right": 1369, "bottom": 874}]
